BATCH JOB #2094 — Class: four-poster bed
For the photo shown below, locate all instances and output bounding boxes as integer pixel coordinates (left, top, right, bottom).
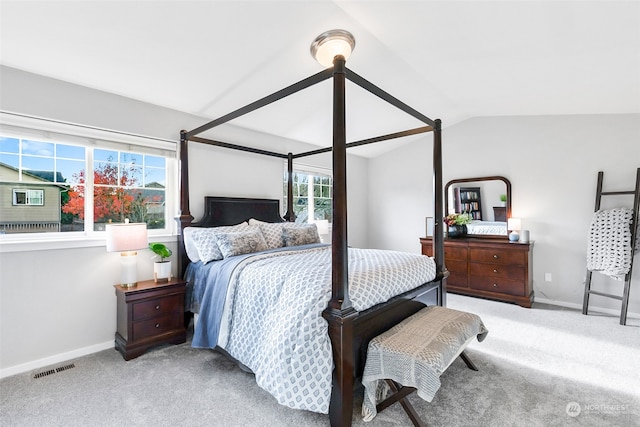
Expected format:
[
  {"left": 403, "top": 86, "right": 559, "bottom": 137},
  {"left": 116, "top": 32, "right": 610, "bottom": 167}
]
[{"left": 176, "top": 52, "right": 446, "bottom": 426}]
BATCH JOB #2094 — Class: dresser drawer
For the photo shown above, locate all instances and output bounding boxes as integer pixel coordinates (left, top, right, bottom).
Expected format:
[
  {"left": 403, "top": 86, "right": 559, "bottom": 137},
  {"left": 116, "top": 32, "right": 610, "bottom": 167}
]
[
  {"left": 132, "top": 295, "right": 182, "bottom": 321},
  {"left": 469, "top": 248, "right": 525, "bottom": 266},
  {"left": 470, "top": 275, "right": 525, "bottom": 296},
  {"left": 447, "top": 260, "right": 468, "bottom": 287},
  {"left": 132, "top": 315, "right": 182, "bottom": 341},
  {"left": 469, "top": 262, "right": 524, "bottom": 281},
  {"left": 418, "top": 238, "right": 533, "bottom": 307},
  {"left": 444, "top": 246, "right": 467, "bottom": 261}
]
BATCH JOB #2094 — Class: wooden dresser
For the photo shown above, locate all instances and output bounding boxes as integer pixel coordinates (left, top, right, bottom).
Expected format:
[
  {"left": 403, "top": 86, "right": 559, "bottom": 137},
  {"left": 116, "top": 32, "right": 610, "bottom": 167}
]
[{"left": 420, "top": 237, "right": 533, "bottom": 307}]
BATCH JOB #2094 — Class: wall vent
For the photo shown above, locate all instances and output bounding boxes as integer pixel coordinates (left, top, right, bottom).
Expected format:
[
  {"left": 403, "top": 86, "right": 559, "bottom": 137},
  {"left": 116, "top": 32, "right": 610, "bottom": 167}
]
[{"left": 33, "top": 363, "right": 75, "bottom": 379}]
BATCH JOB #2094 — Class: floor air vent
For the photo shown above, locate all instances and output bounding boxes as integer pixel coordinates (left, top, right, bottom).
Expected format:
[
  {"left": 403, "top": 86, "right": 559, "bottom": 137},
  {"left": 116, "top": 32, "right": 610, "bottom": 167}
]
[{"left": 33, "top": 363, "right": 75, "bottom": 379}]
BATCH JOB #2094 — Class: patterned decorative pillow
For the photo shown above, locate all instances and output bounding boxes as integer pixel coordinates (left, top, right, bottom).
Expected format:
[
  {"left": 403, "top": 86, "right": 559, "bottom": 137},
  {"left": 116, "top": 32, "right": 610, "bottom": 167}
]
[
  {"left": 249, "top": 218, "right": 287, "bottom": 249},
  {"left": 189, "top": 222, "right": 250, "bottom": 263},
  {"left": 282, "top": 224, "right": 320, "bottom": 247},
  {"left": 215, "top": 228, "right": 268, "bottom": 258}
]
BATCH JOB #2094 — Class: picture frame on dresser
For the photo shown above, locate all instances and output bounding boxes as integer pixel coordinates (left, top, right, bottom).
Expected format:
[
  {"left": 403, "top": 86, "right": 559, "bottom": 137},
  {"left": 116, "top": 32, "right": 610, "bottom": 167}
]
[{"left": 425, "top": 217, "right": 434, "bottom": 237}]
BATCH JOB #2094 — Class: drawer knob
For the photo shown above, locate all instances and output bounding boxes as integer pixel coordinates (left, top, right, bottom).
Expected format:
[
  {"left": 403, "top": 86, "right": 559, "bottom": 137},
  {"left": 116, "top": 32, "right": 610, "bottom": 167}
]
[
  {"left": 155, "top": 305, "right": 160, "bottom": 310},
  {"left": 493, "top": 283, "right": 498, "bottom": 288},
  {"left": 155, "top": 323, "right": 160, "bottom": 328},
  {"left": 493, "top": 269, "right": 498, "bottom": 273},
  {"left": 493, "top": 254, "right": 499, "bottom": 259}
]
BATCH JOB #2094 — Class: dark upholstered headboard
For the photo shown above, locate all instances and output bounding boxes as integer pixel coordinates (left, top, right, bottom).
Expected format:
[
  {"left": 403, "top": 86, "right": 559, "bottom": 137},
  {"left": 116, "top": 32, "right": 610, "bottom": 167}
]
[
  {"left": 178, "top": 196, "right": 285, "bottom": 277},
  {"left": 192, "top": 196, "right": 285, "bottom": 227}
]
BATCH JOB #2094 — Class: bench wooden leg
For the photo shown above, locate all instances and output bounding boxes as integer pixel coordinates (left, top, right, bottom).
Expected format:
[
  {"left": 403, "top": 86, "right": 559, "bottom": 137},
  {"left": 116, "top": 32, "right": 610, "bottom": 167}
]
[
  {"left": 376, "top": 380, "right": 427, "bottom": 427},
  {"left": 373, "top": 352, "right": 478, "bottom": 426},
  {"left": 459, "top": 351, "right": 478, "bottom": 371}
]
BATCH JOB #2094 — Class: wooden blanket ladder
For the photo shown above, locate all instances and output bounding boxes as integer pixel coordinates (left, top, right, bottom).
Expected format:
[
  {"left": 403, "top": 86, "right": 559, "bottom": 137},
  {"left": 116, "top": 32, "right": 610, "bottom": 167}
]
[{"left": 582, "top": 168, "right": 640, "bottom": 325}]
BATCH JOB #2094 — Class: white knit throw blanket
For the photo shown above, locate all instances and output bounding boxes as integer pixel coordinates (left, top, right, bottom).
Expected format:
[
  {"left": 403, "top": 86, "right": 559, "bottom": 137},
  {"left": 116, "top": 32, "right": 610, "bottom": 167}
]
[{"left": 586, "top": 208, "right": 634, "bottom": 280}]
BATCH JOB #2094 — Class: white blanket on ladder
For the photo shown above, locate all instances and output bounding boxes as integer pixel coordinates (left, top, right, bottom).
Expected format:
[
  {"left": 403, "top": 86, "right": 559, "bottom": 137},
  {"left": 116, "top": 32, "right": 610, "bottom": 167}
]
[{"left": 586, "top": 208, "right": 634, "bottom": 280}]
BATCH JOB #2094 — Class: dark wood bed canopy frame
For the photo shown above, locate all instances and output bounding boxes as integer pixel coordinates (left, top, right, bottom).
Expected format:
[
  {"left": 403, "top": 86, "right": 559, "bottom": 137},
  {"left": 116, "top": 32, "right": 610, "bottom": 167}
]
[{"left": 177, "top": 55, "right": 446, "bottom": 426}]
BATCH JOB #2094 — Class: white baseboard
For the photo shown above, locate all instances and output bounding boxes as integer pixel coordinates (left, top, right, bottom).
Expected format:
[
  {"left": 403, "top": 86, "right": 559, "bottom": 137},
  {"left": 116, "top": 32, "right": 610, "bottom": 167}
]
[
  {"left": 534, "top": 296, "right": 640, "bottom": 320},
  {"left": 0, "top": 340, "right": 114, "bottom": 379}
]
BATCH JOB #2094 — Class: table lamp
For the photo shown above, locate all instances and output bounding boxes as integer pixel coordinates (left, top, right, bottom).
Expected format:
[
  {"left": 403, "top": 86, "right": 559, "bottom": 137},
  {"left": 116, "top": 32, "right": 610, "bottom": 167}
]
[
  {"left": 314, "top": 219, "right": 329, "bottom": 243},
  {"left": 507, "top": 218, "right": 521, "bottom": 242},
  {"left": 106, "top": 220, "right": 148, "bottom": 288}
]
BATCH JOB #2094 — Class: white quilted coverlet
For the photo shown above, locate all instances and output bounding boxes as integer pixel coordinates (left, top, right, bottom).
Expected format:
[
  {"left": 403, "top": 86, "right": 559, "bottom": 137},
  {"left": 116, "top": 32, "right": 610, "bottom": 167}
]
[
  {"left": 217, "top": 246, "right": 436, "bottom": 414},
  {"left": 586, "top": 208, "right": 634, "bottom": 280}
]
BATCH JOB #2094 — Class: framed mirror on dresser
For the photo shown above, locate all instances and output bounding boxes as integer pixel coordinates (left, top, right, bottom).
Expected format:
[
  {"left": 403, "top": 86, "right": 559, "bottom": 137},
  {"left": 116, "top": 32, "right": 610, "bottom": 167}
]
[{"left": 422, "top": 176, "right": 534, "bottom": 307}]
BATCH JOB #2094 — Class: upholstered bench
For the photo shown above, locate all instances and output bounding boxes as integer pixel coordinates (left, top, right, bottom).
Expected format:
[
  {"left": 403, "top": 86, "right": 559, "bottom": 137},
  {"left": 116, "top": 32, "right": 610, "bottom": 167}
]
[{"left": 361, "top": 306, "right": 488, "bottom": 426}]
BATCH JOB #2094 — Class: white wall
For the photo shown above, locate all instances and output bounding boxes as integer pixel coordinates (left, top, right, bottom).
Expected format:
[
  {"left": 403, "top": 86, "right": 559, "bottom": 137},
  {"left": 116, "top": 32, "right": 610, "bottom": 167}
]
[
  {"left": 370, "top": 114, "right": 640, "bottom": 315},
  {"left": 2, "top": 65, "right": 637, "bottom": 377},
  {"left": 0, "top": 67, "right": 369, "bottom": 376}
]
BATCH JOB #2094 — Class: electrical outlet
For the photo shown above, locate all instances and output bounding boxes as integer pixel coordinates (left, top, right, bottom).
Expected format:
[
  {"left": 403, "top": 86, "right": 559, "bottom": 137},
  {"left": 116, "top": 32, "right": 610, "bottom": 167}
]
[{"left": 545, "top": 273, "right": 552, "bottom": 282}]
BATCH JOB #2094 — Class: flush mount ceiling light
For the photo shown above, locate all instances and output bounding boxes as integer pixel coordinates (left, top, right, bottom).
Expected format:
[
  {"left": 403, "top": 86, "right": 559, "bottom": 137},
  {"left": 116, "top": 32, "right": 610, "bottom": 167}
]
[{"left": 310, "top": 29, "right": 356, "bottom": 67}]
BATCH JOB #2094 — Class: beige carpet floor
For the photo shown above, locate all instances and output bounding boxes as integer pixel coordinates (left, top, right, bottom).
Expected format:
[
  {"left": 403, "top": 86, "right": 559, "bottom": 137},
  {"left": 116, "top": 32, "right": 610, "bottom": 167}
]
[{"left": 1, "top": 293, "right": 638, "bottom": 426}]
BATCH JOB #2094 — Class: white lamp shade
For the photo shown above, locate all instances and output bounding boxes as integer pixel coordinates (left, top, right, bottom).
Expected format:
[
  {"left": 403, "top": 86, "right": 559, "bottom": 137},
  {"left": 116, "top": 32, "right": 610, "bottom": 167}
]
[
  {"left": 507, "top": 218, "right": 521, "bottom": 231},
  {"left": 105, "top": 223, "right": 148, "bottom": 252},
  {"left": 314, "top": 219, "right": 329, "bottom": 235}
]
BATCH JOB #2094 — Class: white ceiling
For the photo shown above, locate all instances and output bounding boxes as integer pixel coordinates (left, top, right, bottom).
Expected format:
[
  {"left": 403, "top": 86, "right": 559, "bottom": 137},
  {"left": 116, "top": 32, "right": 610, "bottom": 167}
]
[{"left": 1, "top": 1, "right": 639, "bottom": 157}]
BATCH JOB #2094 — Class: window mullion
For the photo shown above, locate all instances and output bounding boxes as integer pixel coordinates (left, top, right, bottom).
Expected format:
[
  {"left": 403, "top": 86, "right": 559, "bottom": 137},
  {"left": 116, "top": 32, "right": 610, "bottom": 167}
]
[
  {"left": 308, "top": 174, "right": 315, "bottom": 222},
  {"left": 85, "top": 147, "right": 95, "bottom": 234}
]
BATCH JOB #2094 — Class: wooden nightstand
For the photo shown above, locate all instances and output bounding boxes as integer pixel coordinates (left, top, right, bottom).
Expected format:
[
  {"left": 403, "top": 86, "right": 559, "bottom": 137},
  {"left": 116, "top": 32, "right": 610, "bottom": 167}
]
[{"left": 114, "top": 278, "right": 187, "bottom": 360}]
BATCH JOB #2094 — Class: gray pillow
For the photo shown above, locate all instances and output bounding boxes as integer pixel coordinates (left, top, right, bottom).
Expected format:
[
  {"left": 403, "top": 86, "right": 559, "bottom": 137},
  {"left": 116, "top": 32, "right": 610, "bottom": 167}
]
[
  {"left": 215, "top": 228, "right": 268, "bottom": 258},
  {"left": 189, "top": 222, "right": 251, "bottom": 263},
  {"left": 282, "top": 224, "right": 320, "bottom": 247},
  {"left": 248, "top": 218, "right": 287, "bottom": 249}
]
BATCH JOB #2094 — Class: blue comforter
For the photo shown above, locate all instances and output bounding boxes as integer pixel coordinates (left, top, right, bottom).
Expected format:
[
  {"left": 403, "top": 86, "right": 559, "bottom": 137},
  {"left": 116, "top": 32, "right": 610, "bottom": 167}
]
[{"left": 185, "top": 243, "right": 328, "bottom": 348}]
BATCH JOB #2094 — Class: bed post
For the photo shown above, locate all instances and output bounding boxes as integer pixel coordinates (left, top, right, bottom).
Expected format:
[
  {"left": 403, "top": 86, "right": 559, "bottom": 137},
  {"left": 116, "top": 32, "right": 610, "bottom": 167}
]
[
  {"left": 322, "top": 54, "right": 358, "bottom": 427},
  {"left": 432, "top": 119, "right": 446, "bottom": 306},
  {"left": 177, "top": 131, "right": 194, "bottom": 277},
  {"left": 283, "top": 152, "right": 296, "bottom": 222}
]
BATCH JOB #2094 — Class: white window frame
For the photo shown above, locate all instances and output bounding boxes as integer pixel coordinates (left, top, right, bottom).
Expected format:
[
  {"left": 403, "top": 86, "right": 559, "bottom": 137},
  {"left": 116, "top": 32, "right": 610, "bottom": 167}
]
[
  {"left": 284, "top": 162, "right": 333, "bottom": 224},
  {"left": 12, "top": 189, "right": 44, "bottom": 206},
  {"left": 0, "top": 112, "right": 178, "bottom": 252}
]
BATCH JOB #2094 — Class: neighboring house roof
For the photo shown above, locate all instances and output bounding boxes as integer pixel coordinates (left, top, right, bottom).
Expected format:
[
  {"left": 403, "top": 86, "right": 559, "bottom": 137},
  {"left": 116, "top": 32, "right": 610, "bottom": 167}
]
[
  {"left": 0, "top": 162, "right": 68, "bottom": 188},
  {"left": 24, "top": 169, "right": 65, "bottom": 183}
]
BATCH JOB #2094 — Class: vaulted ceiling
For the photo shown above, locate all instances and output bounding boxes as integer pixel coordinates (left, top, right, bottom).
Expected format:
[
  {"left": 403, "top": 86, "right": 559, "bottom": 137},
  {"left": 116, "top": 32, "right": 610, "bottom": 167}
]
[{"left": 1, "top": 1, "right": 639, "bottom": 156}]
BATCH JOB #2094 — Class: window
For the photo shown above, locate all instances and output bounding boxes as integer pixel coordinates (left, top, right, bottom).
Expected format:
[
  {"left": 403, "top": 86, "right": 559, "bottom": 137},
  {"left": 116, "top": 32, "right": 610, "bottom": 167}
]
[
  {"left": 0, "top": 114, "right": 176, "bottom": 237},
  {"left": 12, "top": 189, "right": 44, "bottom": 205},
  {"left": 284, "top": 167, "right": 332, "bottom": 223}
]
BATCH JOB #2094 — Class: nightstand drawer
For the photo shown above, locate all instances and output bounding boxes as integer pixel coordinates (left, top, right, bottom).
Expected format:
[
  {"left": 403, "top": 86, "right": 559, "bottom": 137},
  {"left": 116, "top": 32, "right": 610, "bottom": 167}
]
[
  {"left": 469, "top": 248, "right": 525, "bottom": 265},
  {"left": 132, "top": 315, "right": 182, "bottom": 341},
  {"left": 132, "top": 295, "right": 182, "bottom": 321},
  {"left": 469, "top": 262, "right": 524, "bottom": 281},
  {"left": 470, "top": 276, "right": 525, "bottom": 296}
]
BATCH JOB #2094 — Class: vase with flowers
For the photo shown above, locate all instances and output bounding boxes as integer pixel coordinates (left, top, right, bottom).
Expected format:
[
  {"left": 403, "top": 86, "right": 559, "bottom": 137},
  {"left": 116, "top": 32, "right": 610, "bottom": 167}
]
[{"left": 444, "top": 212, "right": 472, "bottom": 238}]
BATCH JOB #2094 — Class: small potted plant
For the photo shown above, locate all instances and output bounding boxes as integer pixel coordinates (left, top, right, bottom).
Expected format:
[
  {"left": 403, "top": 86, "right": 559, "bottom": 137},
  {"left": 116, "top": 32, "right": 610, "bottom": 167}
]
[
  {"left": 499, "top": 194, "right": 507, "bottom": 207},
  {"left": 444, "top": 213, "right": 472, "bottom": 238},
  {"left": 149, "top": 242, "right": 172, "bottom": 282}
]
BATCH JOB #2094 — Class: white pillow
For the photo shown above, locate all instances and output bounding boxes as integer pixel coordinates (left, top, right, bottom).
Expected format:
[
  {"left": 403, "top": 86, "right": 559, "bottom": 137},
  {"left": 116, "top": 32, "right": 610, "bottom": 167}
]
[
  {"left": 188, "top": 222, "right": 251, "bottom": 264},
  {"left": 215, "top": 228, "right": 268, "bottom": 258},
  {"left": 182, "top": 227, "right": 202, "bottom": 263},
  {"left": 248, "top": 218, "right": 287, "bottom": 249}
]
